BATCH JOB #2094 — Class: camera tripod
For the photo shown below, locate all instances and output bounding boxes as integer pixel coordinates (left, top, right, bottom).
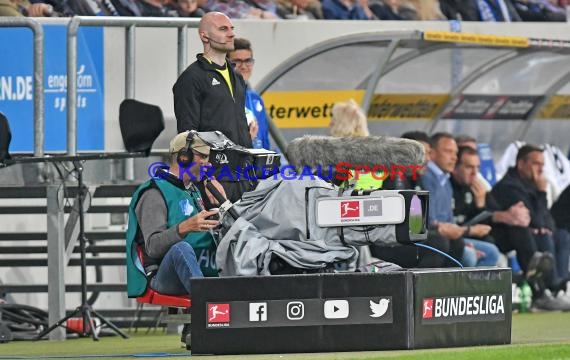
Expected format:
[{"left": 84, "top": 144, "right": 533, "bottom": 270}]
[{"left": 36, "top": 161, "right": 128, "bottom": 341}]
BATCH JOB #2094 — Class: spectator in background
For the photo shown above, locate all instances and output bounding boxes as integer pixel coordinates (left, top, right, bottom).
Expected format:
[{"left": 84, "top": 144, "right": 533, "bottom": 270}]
[
  {"left": 370, "top": 0, "right": 404, "bottom": 20},
  {"left": 476, "top": 0, "right": 522, "bottom": 21},
  {"left": 328, "top": 99, "right": 384, "bottom": 190},
  {"left": 371, "top": 130, "right": 461, "bottom": 268},
  {"left": 491, "top": 144, "right": 570, "bottom": 309},
  {"left": 276, "top": 0, "right": 323, "bottom": 19},
  {"left": 54, "top": 0, "right": 120, "bottom": 16},
  {"left": 111, "top": 0, "right": 142, "bottom": 15},
  {"left": 443, "top": 0, "right": 520, "bottom": 21},
  {"left": 229, "top": 38, "right": 271, "bottom": 149},
  {"left": 204, "top": 0, "right": 279, "bottom": 18},
  {"left": 451, "top": 146, "right": 532, "bottom": 269},
  {"left": 454, "top": 134, "right": 493, "bottom": 191},
  {"left": 455, "top": 134, "right": 477, "bottom": 149},
  {"left": 512, "top": 0, "right": 566, "bottom": 21},
  {"left": 247, "top": 0, "right": 280, "bottom": 16},
  {"left": 321, "top": 0, "right": 375, "bottom": 19},
  {"left": 170, "top": 0, "right": 204, "bottom": 16},
  {"left": 423, "top": 132, "right": 501, "bottom": 267},
  {"left": 439, "top": 0, "right": 481, "bottom": 20},
  {"left": 452, "top": 146, "right": 531, "bottom": 230},
  {"left": 329, "top": 99, "right": 369, "bottom": 137},
  {"left": 400, "top": 0, "right": 447, "bottom": 19},
  {"left": 138, "top": 0, "right": 177, "bottom": 16},
  {"left": 0, "top": 0, "right": 54, "bottom": 16}
]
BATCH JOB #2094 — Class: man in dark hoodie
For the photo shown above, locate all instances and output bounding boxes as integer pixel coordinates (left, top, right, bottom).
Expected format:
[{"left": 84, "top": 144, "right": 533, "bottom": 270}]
[
  {"left": 173, "top": 12, "right": 256, "bottom": 204},
  {"left": 491, "top": 144, "right": 570, "bottom": 309}
]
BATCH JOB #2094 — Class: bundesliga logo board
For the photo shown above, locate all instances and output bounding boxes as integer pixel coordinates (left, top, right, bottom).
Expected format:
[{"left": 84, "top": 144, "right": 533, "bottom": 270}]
[
  {"left": 422, "top": 295, "right": 505, "bottom": 322},
  {"left": 191, "top": 268, "right": 511, "bottom": 354},
  {"left": 317, "top": 194, "right": 405, "bottom": 227}
]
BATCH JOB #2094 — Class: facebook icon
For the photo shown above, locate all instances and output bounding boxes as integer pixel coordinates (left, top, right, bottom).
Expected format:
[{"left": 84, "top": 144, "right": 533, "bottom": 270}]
[{"left": 249, "top": 302, "right": 268, "bottom": 322}]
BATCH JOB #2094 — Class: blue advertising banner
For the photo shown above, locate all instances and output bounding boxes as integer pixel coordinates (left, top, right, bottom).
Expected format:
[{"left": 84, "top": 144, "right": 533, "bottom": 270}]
[{"left": 0, "top": 25, "right": 104, "bottom": 152}]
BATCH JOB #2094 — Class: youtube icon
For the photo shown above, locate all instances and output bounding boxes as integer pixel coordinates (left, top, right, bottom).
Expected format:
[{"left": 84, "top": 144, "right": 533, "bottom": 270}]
[{"left": 324, "top": 300, "right": 349, "bottom": 319}]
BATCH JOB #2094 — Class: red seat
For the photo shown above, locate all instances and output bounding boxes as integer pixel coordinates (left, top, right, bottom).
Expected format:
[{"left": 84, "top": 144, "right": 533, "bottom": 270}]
[
  {"left": 135, "top": 246, "right": 191, "bottom": 309},
  {"left": 136, "top": 287, "right": 191, "bottom": 308}
]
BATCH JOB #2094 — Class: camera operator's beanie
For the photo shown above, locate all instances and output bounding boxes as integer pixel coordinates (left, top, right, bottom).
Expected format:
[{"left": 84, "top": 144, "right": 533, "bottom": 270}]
[{"left": 169, "top": 131, "right": 210, "bottom": 155}]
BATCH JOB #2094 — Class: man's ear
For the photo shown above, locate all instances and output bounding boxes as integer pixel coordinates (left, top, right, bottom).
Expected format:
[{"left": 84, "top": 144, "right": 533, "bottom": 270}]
[
  {"left": 428, "top": 147, "right": 435, "bottom": 160},
  {"left": 177, "top": 152, "right": 192, "bottom": 167},
  {"left": 200, "top": 31, "right": 209, "bottom": 43}
]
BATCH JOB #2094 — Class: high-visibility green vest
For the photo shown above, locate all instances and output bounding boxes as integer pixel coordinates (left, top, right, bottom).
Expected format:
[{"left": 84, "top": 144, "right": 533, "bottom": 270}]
[{"left": 125, "top": 179, "right": 217, "bottom": 298}]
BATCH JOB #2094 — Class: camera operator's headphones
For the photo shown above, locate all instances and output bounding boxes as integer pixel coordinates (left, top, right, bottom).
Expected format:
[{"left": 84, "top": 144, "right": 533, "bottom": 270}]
[{"left": 177, "top": 130, "right": 199, "bottom": 168}]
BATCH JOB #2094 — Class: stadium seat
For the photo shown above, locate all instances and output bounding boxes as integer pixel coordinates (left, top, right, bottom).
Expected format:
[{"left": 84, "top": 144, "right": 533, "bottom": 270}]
[
  {"left": 131, "top": 246, "right": 191, "bottom": 333},
  {"left": 134, "top": 246, "right": 191, "bottom": 308},
  {"left": 136, "top": 287, "right": 191, "bottom": 308}
]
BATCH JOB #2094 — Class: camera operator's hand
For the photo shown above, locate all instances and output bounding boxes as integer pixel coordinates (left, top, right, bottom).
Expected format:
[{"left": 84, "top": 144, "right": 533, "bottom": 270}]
[
  {"left": 177, "top": 209, "right": 220, "bottom": 235},
  {"left": 437, "top": 222, "right": 464, "bottom": 241},
  {"left": 204, "top": 177, "right": 227, "bottom": 205}
]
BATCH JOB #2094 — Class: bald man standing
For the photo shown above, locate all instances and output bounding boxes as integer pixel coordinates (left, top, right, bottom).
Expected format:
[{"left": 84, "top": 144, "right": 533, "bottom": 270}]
[{"left": 173, "top": 12, "right": 256, "bottom": 203}]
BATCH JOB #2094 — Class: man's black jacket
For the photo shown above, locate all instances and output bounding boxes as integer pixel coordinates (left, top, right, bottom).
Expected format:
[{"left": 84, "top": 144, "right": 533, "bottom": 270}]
[
  {"left": 491, "top": 167, "right": 555, "bottom": 230},
  {"left": 173, "top": 54, "right": 252, "bottom": 149},
  {"left": 551, "top": 185, "right": 570, "bottom": 232}
]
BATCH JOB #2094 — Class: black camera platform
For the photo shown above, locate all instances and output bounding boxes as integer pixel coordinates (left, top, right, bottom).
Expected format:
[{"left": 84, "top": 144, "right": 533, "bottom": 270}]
[{"left": 190, "top": 267, "right": 511, "bottom": 355}]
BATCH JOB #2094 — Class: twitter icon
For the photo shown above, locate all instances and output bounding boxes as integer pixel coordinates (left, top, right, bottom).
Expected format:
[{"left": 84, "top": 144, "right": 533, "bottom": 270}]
[{"left": 370, "top": 299, "right": 390, "bottom": 318}]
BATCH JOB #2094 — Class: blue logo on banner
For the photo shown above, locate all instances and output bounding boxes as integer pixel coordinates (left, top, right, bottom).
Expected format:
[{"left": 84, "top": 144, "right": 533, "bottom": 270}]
[{"left": 0, "top": 25, "right": 104, "bottom": 152}]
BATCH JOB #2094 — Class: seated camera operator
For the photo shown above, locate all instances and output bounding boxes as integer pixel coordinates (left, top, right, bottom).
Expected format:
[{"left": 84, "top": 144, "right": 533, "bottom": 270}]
[
  {"left": 127, "top": 131, "right": 226, "bottom": 296},
  {"left": 126, "top": 131, "right": 226, "bottom": 345}
]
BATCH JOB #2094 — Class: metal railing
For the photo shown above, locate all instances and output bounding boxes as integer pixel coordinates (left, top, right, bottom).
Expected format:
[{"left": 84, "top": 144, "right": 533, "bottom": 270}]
[
  {"left": 0, "top": 17, "right": 44, "bottom": 157},
  {"left": 66, "top": 16, "right": 200, "bottom": 157},
  {"left": 1, "top": 17, "right": 201, "bottom": 340}
]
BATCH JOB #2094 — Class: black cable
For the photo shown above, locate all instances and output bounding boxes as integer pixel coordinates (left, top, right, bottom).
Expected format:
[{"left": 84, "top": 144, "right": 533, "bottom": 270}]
[
  {"left": 0, "top": 304, "right": 48, "bottom": 326},
  {"left": 203, "top": 176, "right": 239, "bottom": 220},
  {"left": 0, "top": 303, "right": 49, "bottom": 340}
]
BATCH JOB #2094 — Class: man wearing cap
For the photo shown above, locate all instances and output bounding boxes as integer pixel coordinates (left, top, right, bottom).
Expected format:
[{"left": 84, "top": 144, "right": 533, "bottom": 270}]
[
  {"left": 126, "top": 131, "right": 226, "bottom": 302},
  {"left": 173, "top": 12, "right": 257, "bottom": 204}
]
